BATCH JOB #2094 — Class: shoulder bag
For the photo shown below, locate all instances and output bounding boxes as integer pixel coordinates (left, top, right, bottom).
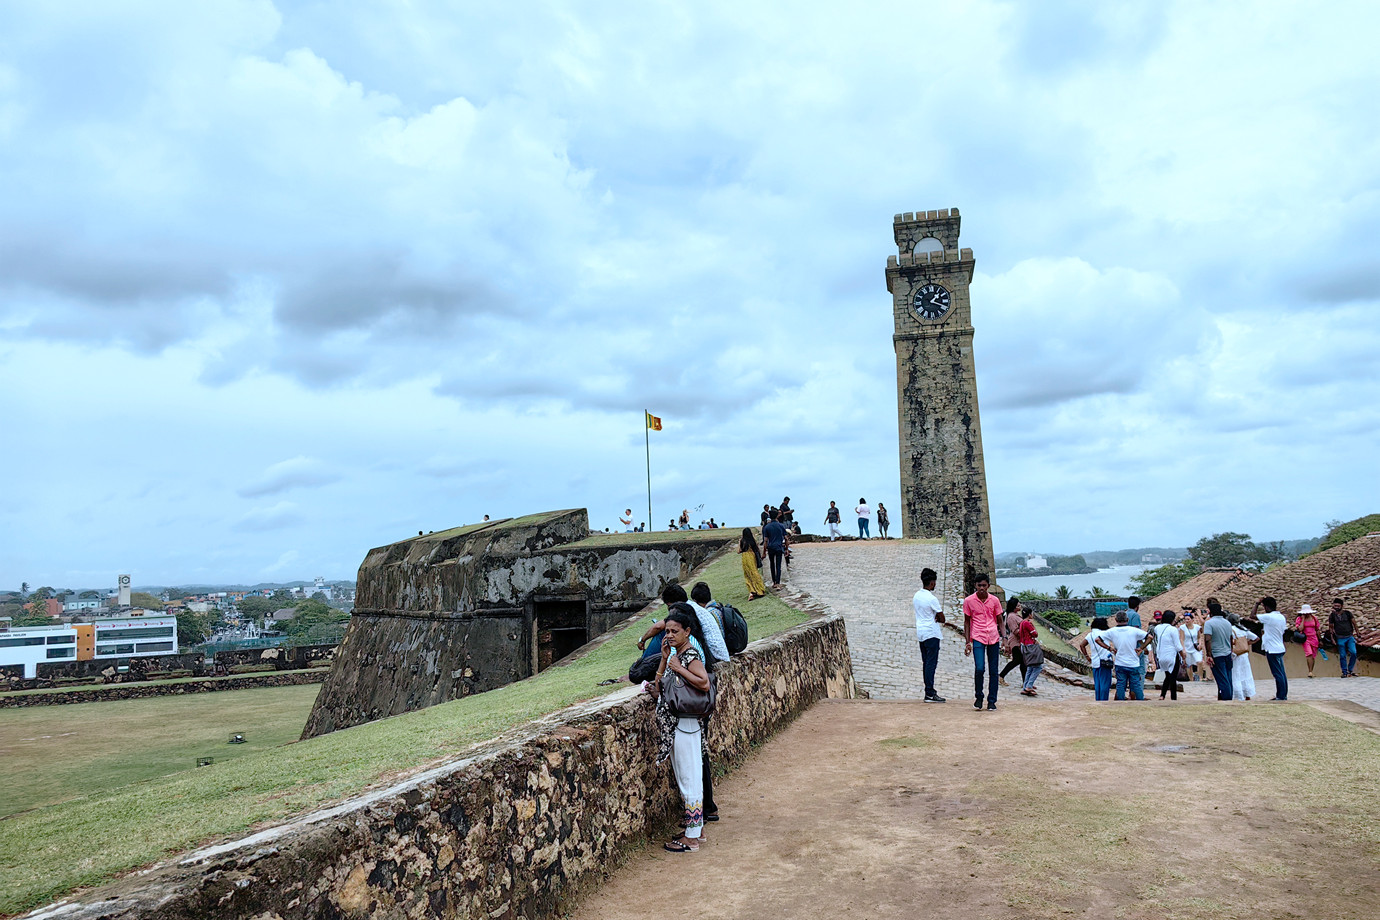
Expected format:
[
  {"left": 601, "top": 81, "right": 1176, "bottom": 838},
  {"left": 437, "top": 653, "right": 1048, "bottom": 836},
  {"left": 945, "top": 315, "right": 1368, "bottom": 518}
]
[
  {"left": 1231, "top": 631, "right": 1253, "bottom": 655},
  {"left": 1021, "top": 642, "right": 1045, "bottom": 668},
  {"left": 661, "top": 659, "right": 717, "bottom": 717}
]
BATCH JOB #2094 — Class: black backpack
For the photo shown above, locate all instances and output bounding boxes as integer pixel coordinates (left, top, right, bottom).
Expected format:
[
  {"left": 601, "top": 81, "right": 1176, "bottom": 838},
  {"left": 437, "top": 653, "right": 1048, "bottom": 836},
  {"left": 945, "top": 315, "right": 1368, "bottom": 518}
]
[{"left": 710, "top": 601, "right": 749, "bottom": 656}]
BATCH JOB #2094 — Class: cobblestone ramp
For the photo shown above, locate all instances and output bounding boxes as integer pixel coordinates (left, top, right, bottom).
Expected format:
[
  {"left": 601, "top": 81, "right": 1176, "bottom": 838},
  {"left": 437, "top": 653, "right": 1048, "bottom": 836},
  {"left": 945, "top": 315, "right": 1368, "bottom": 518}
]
[{"left": 787, "top": 539, "right": 1077, "bottom": 702}]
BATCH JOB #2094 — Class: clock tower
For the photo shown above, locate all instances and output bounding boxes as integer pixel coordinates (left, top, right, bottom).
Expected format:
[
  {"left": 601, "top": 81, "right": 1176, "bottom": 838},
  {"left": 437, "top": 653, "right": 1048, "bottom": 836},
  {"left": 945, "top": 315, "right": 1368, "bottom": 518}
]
[{"left": 886, "top": 207, "right": 996, "bottom": 593}]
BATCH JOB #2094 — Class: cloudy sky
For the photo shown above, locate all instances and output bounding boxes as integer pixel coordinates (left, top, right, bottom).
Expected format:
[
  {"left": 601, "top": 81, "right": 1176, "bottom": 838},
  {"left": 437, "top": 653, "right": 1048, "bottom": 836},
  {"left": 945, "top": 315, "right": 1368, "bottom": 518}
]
[{"left": 3, "top": 1, "right": 1377, "bottom": 588}]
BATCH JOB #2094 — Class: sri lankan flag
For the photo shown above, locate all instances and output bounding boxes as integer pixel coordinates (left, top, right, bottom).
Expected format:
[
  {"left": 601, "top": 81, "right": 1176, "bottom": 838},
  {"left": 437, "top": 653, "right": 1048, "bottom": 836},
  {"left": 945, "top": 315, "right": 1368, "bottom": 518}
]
[{"left": 645, "top": 411, "right": 662, "bottom": 431}]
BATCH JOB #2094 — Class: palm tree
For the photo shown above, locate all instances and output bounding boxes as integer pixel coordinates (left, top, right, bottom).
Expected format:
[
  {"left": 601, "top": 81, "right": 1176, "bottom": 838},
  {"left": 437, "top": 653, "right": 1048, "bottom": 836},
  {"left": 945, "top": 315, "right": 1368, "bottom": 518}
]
[
  {"left": 1055, "top": 585, "right": 1071, "bottom": 599},
  {"left": 1085, "top": 586, "right": 1113, "bottom": 598}
]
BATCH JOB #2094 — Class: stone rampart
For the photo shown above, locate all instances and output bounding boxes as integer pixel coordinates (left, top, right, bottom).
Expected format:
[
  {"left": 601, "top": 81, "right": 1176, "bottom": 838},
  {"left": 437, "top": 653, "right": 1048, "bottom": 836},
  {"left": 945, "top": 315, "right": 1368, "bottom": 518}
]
[
  {"left": 303, "top": 511, "right": 733, "bottom": 738},
  {"left": 25, "top": 615, "right": 856, "bottom": 920},
  {"left": 0, "top": 668, "right": 328, "bottom": 708}
]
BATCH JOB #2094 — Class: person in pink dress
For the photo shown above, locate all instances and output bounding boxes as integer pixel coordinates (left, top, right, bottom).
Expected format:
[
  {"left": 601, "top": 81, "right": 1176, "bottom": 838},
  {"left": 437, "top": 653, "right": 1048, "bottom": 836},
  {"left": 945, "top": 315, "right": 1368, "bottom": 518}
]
[
  {"left": 963, "top": 574, "right": 1006, "bottom": 711},
  {"left": 1294, "top": 604, "right": 1323, "bottom": 678}
]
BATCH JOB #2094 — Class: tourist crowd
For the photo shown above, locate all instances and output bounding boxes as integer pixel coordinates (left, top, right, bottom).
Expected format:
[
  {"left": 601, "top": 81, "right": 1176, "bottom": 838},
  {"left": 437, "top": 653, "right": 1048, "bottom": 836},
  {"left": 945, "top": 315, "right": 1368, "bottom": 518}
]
[{"left": 915, "top": 577, "right": 1360, "bottom": 708}]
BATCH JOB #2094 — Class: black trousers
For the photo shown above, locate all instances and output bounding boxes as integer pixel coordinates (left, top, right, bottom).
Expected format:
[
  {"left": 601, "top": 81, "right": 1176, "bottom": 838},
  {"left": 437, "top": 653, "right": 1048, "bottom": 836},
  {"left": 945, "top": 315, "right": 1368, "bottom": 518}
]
[
  {"left": 999, "top": 648, "right": 1025, "bottom": 680},
  {"left": 767, "top": 549, "right": 784, "bottom": 585},
  {"left": 702, "top": 755, "right": 717, "bottom": 816},
  {"left": 1160, "top": 665, "right": 1178, "bottom": 700}
]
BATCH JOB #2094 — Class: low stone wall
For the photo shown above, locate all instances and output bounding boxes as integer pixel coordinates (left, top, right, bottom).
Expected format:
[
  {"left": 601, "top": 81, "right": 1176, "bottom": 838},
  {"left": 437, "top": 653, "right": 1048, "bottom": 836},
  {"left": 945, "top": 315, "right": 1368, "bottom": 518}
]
[
  {"left": 0, "top": 669, "right": 328, "bottom": 708},
  {"left": 1017, "top": 598, "right": 1128, "bottom": 619},
  {"left": 25, "top": 615, "right": 856, "bottom": 920}
]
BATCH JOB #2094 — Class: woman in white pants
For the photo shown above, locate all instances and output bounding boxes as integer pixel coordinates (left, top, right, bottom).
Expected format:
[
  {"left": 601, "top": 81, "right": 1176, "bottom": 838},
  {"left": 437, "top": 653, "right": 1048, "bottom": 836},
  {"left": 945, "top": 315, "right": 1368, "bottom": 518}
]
[
  {"left": 1229, "top": 614, "right": 1257, "bottom": 701},
  {"left": 654, "top": 606, "right": 712, "bottom": 852}
]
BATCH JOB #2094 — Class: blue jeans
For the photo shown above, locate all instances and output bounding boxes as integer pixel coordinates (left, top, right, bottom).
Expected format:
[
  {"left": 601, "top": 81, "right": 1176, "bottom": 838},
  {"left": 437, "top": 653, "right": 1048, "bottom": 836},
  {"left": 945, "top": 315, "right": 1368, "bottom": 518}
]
[
  {"left": 1093, "top": 664, "right": 1113, "bottom": 701},
  {"left": 1114, "top": 665, "right": 1144, "bottom": 700},
  {"left": 1023, "top": 661, "right": 1042, "bottom": 691},
  {"left": 858, "top": 518, "right": 870, "bottom": 538},
  {"left": 1267, "top": 651, "right": 1288, "bottom": 699},
  {"left": 1210, "top": 654, "right": 1234, "bottom": 700},
  {"left": 918, "top": 637, "right": 940, "bottom": 697},
  {"left": 1337, "top": 636, "right": 1357, "bottom": 675},
  {"left": 972, "top": 639, "right": 1000, "bottom": 705}
]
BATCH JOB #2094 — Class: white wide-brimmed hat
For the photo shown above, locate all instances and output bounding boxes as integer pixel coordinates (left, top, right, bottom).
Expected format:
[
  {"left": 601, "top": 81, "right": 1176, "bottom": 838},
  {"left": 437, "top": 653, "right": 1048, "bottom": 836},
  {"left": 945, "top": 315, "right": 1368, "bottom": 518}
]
[{"left": 1298, "top": 603, "right": 1316, "bottom": 614}]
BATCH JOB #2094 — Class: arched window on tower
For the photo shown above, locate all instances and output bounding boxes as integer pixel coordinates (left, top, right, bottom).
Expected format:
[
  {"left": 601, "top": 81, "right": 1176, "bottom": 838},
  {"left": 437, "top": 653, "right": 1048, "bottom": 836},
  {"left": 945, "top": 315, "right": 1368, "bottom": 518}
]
[{"left": 914, "top": 237, "right": 944, "bottom": 256}]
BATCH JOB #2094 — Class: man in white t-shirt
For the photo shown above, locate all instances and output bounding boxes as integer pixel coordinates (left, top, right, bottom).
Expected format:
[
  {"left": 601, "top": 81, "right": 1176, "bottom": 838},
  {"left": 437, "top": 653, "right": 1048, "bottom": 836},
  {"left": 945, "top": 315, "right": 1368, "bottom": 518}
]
[
  {"left": 1096, "top": 611, "right": 1150, "bottom": 701},
  {"left": 1250, "top": 595, "right": 1289, "bottom": 701},
  {"left": 619, "top": 509, "right": 633, "bottom": 532},
  {"left": 913, "top": 567, "right": 946, "bottom": 703}
]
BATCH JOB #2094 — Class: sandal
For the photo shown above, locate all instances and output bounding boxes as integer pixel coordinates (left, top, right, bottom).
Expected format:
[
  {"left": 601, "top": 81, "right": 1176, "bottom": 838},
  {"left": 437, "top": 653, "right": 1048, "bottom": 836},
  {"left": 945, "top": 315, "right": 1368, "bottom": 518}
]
[{"left": 664, "top": 840, "right": 699, "bottom": 853}]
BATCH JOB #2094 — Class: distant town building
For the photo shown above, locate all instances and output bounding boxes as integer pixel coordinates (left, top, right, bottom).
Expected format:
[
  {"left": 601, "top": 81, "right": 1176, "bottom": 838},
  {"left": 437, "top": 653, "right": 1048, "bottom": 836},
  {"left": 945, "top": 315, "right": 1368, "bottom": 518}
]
[
  {"left": 0, "top": 615, "right": 179, "bottom": 679},
  {"left": 270, "top": 608, "right": 296, "bottom": 623},
  {"left": 1025, "top": 554, "right": 1048, "bottom": 570},
  {"left": 63, "top": 598, "right": 102, "bottom": 613}
]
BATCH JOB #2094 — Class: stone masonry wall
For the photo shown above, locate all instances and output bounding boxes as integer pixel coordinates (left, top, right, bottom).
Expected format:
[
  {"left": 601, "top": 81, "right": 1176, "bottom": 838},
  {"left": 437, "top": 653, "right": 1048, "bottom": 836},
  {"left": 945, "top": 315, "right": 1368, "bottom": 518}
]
[
  {"left": 27, "top": 615, "right": 857, "bottom": 920},
  {"left": 0, "top": 668, "right": 327, "bottom": 709}
]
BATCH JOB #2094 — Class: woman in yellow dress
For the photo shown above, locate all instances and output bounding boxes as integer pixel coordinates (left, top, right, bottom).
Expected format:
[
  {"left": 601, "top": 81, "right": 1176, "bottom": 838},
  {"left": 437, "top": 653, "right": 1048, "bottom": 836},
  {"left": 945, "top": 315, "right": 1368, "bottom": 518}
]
[{"left": 739, "top": 527, "right": 768, "bottom": 600}]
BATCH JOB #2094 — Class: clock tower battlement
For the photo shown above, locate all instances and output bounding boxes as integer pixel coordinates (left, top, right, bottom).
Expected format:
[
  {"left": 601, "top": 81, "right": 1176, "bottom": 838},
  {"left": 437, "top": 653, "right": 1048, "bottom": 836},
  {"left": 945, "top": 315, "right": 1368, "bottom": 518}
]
[{"left": 894, "top": 207, "right": 962, "bottom": 255}]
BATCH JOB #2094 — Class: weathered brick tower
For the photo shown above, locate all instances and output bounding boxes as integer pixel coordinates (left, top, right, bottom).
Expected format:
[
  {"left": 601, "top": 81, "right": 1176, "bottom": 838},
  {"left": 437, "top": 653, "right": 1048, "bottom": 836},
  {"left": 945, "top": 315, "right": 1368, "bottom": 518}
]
[{"left": 886, "top": 207, "right": 996, "bottom": 593}]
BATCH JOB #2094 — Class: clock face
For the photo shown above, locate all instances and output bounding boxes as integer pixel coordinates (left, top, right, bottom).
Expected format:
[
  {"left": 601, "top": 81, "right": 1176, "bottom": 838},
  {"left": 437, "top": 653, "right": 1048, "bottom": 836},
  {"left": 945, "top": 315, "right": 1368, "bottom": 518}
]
[{"left": 913, "top": 283, "right": 951, "bottom": 320}]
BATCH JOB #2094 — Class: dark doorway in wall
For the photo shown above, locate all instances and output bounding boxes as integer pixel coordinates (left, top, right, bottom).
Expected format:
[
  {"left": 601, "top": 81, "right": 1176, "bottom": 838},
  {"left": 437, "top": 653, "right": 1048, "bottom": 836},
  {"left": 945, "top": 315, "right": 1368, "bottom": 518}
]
[{"left": 534, "top": 599, "right": 587, "bottom": 672}]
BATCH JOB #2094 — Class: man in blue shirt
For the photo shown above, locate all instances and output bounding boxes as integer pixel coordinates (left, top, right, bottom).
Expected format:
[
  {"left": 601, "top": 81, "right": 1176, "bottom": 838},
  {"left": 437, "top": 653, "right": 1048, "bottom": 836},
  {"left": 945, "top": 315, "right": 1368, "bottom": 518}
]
[
  {"left": 762, "top": 511, "right": 789, "bottom": 588},
  {"left": 1125, "top": 595, "right": 1149, "bottom": 680}
]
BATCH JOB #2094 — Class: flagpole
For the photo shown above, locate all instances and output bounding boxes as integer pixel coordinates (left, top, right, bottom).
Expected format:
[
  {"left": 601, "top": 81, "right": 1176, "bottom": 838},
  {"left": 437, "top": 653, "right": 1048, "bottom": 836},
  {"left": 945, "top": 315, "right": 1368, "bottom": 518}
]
[{"left": 645, "top": 412, "right": 653, "bottom": 532}]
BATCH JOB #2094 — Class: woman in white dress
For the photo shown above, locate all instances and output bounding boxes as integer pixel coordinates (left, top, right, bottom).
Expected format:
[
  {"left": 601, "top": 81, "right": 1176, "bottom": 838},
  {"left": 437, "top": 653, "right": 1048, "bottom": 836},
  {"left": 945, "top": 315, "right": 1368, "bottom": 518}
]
[
  {"left": 1229, "top": 613, "right": 1257, "bottom": 701},
  {"left": 1183, "top": 612, "right": 1204, "bottom": 681},
  {"left": 1154, "top": 610, "right": 1188, "bottom": 700}
]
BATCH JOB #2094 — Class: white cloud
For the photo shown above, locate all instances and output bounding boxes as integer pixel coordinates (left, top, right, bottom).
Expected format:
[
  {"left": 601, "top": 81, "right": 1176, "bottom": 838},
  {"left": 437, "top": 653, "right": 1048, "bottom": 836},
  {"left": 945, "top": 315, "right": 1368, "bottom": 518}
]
[
  {"left": 238, "top": 457, "right": 341, "bottom": 498},
  {"left": 1, "top": 1, "right": 1378, "bottom": 586}
]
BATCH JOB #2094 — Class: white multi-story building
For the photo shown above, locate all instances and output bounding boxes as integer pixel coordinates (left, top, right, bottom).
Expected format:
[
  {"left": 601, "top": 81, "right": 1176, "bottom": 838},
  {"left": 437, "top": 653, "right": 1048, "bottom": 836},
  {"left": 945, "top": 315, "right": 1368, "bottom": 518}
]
[{"left": 0, "top": 616, "right": 179, "bottom": 679}]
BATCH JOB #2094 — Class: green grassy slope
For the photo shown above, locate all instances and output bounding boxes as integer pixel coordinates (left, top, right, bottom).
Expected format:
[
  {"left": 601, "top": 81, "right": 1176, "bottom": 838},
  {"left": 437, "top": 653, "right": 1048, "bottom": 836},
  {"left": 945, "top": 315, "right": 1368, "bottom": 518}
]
[
  {"left": 0, "top": 684, "right": 323, "bottom": 818},
  {"left": 0, "top": 549, "right": 807, "bottom": 916}
]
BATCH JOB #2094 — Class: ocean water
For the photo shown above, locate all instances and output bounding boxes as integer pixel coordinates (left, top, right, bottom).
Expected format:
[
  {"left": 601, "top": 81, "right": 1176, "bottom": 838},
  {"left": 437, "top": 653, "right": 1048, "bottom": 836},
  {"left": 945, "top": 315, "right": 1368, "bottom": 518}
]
[{"left": 997, "top": 564, "right": 1154, "bottom": 599}]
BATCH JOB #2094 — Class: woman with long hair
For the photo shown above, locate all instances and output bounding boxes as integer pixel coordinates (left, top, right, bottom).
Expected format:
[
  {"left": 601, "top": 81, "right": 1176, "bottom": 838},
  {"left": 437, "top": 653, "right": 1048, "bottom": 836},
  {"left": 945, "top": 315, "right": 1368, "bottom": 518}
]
[
  {"left": 654, "top": 606, "right": 713, "bottom": 853},
  {"left": 1294, "top": 604, "right": 1323, "bottom": 678},
  {"left": 998, "top": 597, "right": 1025, "bottom": 686},
  {"left": 739, "top": 527, "right": 768, "bottom": 600},
  {"left": 1153, "top": 610, "right": 1188, "bottom": 700}
]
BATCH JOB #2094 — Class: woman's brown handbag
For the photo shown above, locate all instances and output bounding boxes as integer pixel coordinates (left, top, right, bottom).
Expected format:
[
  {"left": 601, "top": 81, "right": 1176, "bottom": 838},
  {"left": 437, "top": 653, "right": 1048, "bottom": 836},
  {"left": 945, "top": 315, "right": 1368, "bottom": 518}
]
[
  {"left": 661, "top": 664, "right": 717, "bottom": 717},
  {"left": 1231, "top": 633, "right": 1253, "bottom": 655}
]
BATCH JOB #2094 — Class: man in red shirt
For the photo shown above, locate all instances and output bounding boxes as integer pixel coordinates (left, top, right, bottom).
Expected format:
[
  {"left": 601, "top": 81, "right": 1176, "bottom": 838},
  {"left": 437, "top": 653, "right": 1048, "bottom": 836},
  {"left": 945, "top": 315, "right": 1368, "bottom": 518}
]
[{"left": 964, "top": 574, "right": 1006, "bottom": 710}]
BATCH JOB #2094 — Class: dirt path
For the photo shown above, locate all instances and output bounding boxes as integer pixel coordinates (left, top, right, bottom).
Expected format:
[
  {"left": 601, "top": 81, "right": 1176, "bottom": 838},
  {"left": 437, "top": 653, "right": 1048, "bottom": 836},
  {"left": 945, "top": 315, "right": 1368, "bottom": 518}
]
[{"left": 569, "top": 699, "right": 1380, "bottom": 920}]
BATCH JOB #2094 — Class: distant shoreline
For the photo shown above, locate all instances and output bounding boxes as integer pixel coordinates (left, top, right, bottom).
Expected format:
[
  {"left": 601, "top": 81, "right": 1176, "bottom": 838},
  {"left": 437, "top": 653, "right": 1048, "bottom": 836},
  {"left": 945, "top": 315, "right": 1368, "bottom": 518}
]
[{"left": 999, "top": 567, "right": 1098, "bottom": 579}]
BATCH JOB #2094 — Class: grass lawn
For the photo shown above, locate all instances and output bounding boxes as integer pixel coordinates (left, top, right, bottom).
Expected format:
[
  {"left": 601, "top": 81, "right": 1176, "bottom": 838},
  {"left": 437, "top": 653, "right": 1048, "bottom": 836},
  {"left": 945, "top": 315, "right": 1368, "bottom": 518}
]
[
  {"left": 0, "top": 549, "right": 808, "bottom": 916},
  {"left": 1034, "top": 622, "right": 1080, "bottom": 659},
  {"left": 0, "top": 684, "right": 323, "bottom": 818}
]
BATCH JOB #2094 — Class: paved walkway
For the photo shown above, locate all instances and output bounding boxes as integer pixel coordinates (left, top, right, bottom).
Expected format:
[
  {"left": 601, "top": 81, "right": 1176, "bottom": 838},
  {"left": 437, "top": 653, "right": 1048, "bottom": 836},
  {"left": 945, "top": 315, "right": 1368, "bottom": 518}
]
[
  {"left": 783, "top": 540, "right": 1380, "bottom": 712},
  {"left": 783, "top": 539, "right": 1081, "bottom": 703}
]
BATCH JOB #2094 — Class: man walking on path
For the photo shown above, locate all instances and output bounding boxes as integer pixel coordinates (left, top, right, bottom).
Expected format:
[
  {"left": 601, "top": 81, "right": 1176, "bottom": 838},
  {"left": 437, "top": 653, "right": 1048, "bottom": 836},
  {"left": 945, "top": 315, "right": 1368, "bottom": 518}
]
[
  {"left": 1250, "top": 596, "right": 1290, "bottom": 700},
  {"left": 620, "top": 509, "right": 633, "bottom": 532},
  {"left": 913, "top": 567, "right": 946, "bottom": 703},
  {"left": 963, "top": 574, "right": 1004, "bottom": 711},
  {"left": 762, "top": 511, "right": 789, "bottom": 589},
  {"left": 1330, "top": 598, "right": 1358, "bottom": 677},
  {"left": 1098, "top": 611, "right": 1149, "bottom": 700},
  {"left": 1203, "top": 600, "right": 1235, "bottom": 701},
  {"left": 825, "top": 502, "right": 842, "bottom": 541}
]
